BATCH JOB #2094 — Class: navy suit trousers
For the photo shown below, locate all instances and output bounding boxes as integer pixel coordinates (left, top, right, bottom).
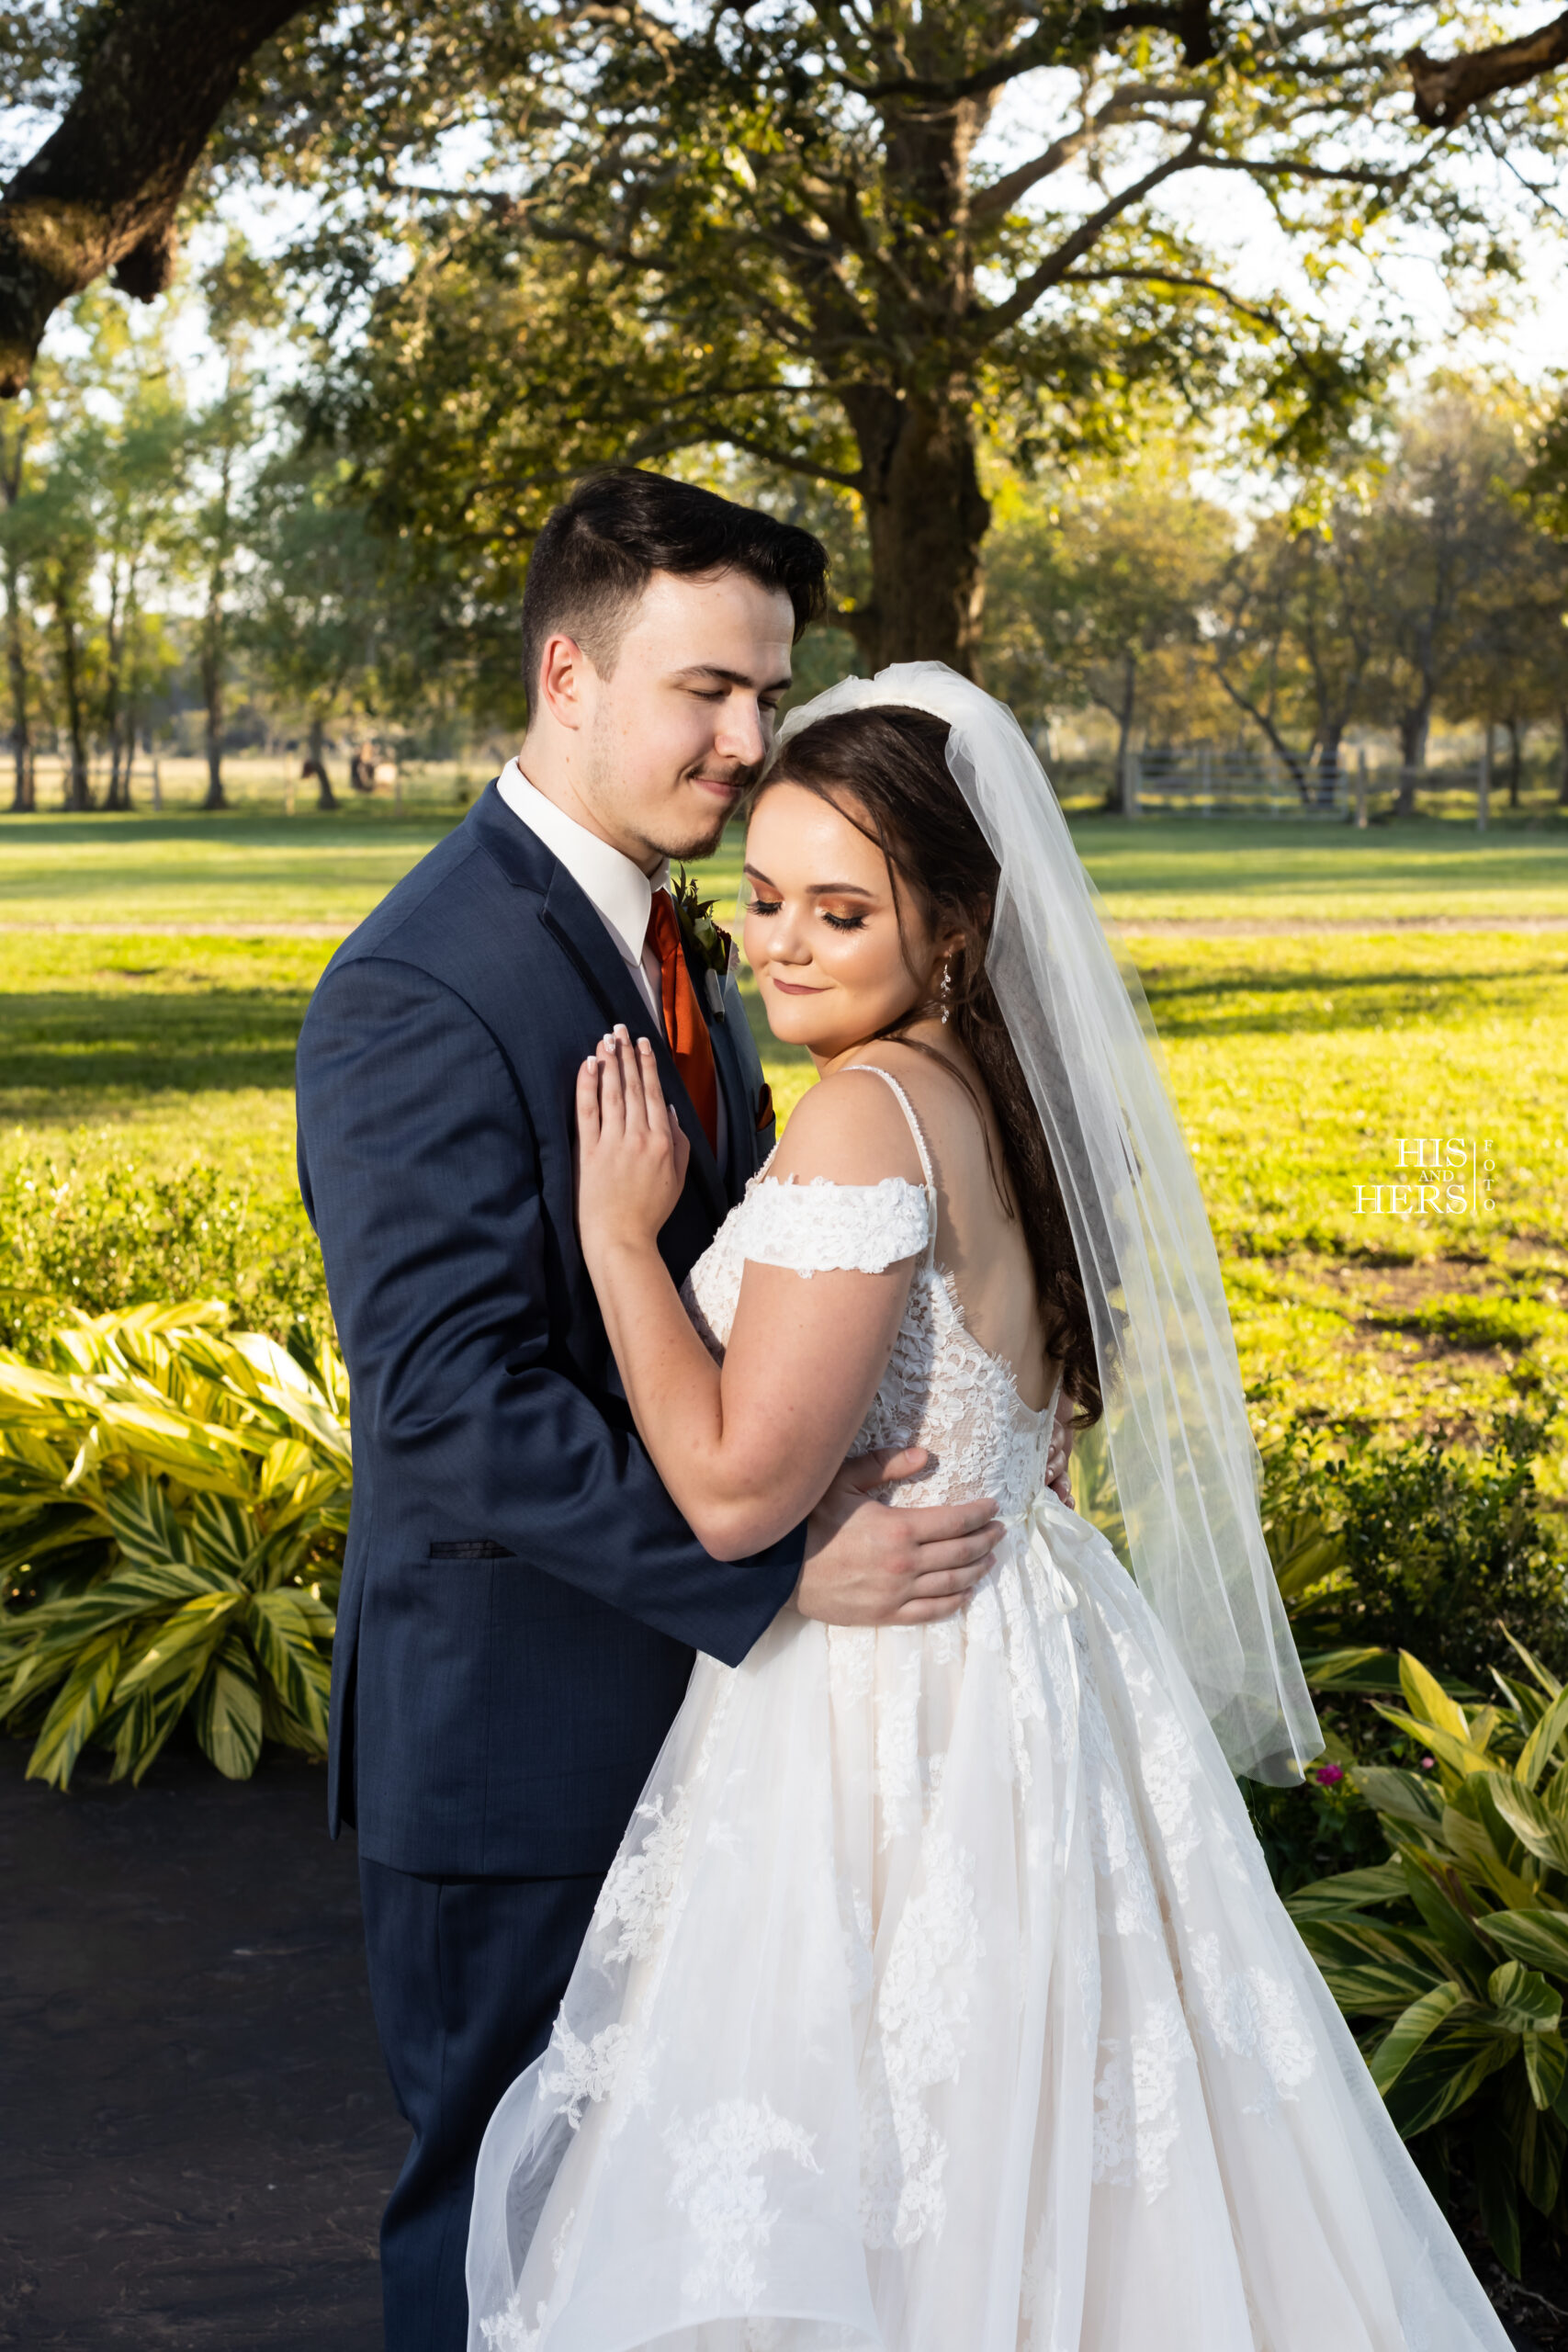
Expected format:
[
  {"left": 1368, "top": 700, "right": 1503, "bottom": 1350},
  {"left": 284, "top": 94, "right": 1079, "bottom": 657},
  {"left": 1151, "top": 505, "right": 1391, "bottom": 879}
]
[{"left": 359, "top": 1860, "right": 604, "bottom": 2352}]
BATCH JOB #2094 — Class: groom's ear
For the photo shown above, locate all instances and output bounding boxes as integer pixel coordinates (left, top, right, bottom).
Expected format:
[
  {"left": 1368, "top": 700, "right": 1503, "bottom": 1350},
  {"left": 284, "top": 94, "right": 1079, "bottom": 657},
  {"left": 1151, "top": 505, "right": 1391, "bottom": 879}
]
[{"left": 535, "top": 632, "right": 596, "bottom": 731}]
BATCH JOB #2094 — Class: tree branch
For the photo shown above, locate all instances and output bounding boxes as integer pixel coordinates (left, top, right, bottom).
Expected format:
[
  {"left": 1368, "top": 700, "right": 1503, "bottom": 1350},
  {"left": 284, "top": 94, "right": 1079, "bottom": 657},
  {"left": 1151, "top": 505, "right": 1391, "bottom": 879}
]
[
  {"left": 1058, "top": 264, "right": 1285, "bottom": 334},
  {"left": 0, "top": 0, "right": 304, "bottom": 396},
  {"left": 697, "top": 428, "right": 865, "bottom": 492},
  {"left": 970, "top": 85, "right": 1201, "bottom": 221},
  {"left": 976, "top": 121, "right": 1211, "bottom": 339},
  {"left": 848, "top": 0, "right": 1218, "bottom": 103},
  {"left": 1404, "top": 7, "right": 1568, "bottom": 129}
]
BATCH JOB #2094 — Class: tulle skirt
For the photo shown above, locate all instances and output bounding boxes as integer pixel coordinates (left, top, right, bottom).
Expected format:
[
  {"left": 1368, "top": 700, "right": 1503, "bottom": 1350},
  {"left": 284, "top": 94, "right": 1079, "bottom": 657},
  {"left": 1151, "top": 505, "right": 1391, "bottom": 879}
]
[{"left": 466, "top": 1490, "right": 1510, "bottom": 2352}]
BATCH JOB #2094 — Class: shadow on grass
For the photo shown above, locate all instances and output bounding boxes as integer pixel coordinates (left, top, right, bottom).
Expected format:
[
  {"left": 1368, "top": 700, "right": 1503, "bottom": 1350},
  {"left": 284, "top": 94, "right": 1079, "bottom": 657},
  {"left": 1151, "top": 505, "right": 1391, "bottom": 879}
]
[
  {"left": 1137, "top": 957, "right": 1568, "bottom": 1038},
  {"left": 0, "top": 990, "right": 314, "bottom": 1106}
]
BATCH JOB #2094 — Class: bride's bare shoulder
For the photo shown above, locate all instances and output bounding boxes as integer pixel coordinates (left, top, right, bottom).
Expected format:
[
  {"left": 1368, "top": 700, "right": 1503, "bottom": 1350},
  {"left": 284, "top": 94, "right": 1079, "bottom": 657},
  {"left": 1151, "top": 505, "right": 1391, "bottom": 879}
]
[{"left": 766, "top": 1064, "right": 925, "bottom": 1191}]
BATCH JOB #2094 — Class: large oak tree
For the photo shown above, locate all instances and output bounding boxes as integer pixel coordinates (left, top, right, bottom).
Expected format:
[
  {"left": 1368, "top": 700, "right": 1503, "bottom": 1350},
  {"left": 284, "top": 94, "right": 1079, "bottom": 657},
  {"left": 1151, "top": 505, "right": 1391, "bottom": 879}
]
[{"left": 4, "top": 1, "right": 1566, "bottom": 669}]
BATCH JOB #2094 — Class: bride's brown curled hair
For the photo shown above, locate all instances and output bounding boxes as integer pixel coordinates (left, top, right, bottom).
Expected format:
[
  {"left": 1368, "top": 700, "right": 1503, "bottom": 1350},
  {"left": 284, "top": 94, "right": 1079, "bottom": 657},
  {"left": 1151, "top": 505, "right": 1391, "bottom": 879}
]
[{"left": 761, "top": 705, "right": 1102, "bottom": 1428}]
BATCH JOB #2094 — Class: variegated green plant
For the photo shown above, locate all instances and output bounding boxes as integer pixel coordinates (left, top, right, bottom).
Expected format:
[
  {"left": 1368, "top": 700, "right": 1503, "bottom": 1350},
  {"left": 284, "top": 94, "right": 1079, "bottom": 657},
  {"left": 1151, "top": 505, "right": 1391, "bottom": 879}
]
[
  {"left": 0, "top": 1302, "right": 350, "bottom": 1789},
  {"left": 1289, "top": 1643, "right": 1568, "bottom": 2274}
]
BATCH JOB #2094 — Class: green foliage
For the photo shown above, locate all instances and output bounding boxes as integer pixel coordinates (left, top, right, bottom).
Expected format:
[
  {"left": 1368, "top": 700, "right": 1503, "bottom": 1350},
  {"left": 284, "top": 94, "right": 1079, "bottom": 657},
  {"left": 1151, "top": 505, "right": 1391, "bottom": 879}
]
[
  {"left": 0, "top": 1150, "right": 328, "bottom": 1355},
  {"left": 1290, "top": 1646, "right": 1568, "bottom": 2275},
  {"left": 0, "top": 1303, "right": 350, "bottom": 1788},
  {"left": 1266, "top": 1420, "right": 1568, "bottom": 1693}
]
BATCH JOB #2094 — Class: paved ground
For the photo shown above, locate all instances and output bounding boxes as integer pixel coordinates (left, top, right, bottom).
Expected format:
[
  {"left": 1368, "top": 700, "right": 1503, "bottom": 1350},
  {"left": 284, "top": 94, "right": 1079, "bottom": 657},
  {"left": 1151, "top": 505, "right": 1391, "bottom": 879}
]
[
  {"left": 3, "top": 1733, "right": 1557, "bottom": 2351},
  {"left": 0, "top": 1738, "right": 403, "bottom": 2349}
]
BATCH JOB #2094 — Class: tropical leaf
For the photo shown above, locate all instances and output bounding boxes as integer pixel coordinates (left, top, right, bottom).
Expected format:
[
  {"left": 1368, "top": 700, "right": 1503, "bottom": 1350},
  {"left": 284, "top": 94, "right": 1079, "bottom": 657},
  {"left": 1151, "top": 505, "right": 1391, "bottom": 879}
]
[
  {"left": 1382, "top": 2021, "right": 1516, "bottom": 2137},
  {"left": 1285, "top": 1860, "right": 1407, "bottom": 1923},
  {"left": 1524, "top": 2031, "right": 1568, "bottom": 2115},
  {"left": 192, "top": 1634, "right": 265, "bottom": 1779},
  {"left": 1371, "top": 1983, "right": 1469, "bottom": 2094},
  {"left": 1487, "top": 1777, "right": 1568, "bottom": 1877},
  {"left": 1302, "top": 1639, "right": 1568, "bottom": 2276},
  {"left": 23, "top": 1632, "right": 124, "bottom": 1790},
  {"left": 1486, "top": 1911, "right": 1568, "bottom": 1977},
  {"left": 1488, "top": 1962, "right": 1562, "bottom": 2034},
  {"left": 1517, "top": 1685, "right": 1568, "bottom": 1792},
  {"left": 0, "top": 1306, "right": 350, "bottom": 1787}
]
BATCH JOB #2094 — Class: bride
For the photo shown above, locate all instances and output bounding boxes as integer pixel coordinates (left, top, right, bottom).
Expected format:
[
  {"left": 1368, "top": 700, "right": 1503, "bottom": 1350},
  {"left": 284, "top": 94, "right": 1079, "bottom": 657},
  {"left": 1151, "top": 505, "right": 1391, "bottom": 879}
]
[{"left": 466, "top": 665, "right": 1508, "bottom": 2352}]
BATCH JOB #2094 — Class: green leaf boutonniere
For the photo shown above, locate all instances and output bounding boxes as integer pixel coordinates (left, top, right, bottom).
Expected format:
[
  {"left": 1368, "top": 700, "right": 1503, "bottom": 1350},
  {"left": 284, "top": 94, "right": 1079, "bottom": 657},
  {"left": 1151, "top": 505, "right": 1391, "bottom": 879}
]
[{"left": 671, "top": 867, "right": 734, "bottom": 983}]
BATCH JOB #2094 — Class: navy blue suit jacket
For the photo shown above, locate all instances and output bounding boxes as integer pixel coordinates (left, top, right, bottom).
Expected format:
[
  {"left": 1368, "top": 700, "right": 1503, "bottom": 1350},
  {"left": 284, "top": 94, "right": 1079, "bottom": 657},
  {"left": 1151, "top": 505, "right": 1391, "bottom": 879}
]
[{"left": 295, "top": 783, "right": 804, "bottom": 1878}]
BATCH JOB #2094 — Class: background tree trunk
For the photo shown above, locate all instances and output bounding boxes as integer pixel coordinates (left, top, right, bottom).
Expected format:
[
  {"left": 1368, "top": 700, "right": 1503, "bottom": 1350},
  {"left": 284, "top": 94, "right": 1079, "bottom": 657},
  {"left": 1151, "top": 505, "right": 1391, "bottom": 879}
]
[
  {"left": 103, "top": 570, "right": 128, "bottom": 809},
  {"left": 4, "top": 538, "right": 29, "bottom": 810},
  {"left": 850, "top": 392, "right": 990, "bottom": 673},
  {"left": 1395, "top": 706, "right": 1430, "bottom": 816},
  {"left": 1505, "top": 714, "right": 1522, "bottom": 808},
  {"left": 1316, "top": 723, "right": 1347, "bottom": 808},
  {"left": 200, "top": 602, "right": 226, "bottom": 809},
  {"left": 306, "top": 712, "right": 337, "bottom": 809},
  {"left": 58, "top": 589, "right": 90, "bottom": 808}
]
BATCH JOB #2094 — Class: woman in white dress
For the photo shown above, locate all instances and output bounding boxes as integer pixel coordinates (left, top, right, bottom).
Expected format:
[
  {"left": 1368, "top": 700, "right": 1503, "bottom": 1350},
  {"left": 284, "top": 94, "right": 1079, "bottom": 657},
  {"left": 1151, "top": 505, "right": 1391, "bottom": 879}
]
[{"left": 466, "top": 666, "right": 1510, "bottom": 2352}]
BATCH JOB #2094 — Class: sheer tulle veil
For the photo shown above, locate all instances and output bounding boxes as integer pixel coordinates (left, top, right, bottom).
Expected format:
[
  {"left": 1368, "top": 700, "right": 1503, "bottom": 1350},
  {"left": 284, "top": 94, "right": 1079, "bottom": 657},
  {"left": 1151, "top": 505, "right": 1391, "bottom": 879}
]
[{"left": 769, "top": 662, "right": 1320, "bottom": 1786}]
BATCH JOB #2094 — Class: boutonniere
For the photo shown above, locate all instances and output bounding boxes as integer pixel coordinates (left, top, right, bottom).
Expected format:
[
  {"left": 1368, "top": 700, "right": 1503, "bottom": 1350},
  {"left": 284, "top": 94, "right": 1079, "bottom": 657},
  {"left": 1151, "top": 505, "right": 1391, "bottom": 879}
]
[{"left": 671, "top": 867, "right": 734, "bottom": 1008}]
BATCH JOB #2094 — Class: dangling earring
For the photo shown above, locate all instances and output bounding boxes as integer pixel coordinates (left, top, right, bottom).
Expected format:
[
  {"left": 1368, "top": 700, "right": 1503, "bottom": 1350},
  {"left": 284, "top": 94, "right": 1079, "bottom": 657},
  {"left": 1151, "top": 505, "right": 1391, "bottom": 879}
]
[{"left": 940, "top": 961, "right": 953, "bottom": 1024}]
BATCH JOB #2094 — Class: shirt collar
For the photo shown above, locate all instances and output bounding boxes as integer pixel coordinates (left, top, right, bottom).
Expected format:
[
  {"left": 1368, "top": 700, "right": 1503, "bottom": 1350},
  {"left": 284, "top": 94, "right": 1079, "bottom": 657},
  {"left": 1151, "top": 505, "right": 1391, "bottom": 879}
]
[{"left": 497, "top": 758, "right": 669, "bottom": 967}]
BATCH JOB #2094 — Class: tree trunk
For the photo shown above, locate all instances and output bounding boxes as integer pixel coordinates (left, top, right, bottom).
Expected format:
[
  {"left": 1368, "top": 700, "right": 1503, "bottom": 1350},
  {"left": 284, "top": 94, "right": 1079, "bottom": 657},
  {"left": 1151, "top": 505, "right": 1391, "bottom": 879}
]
[
  {"left": 103, "top": 566, "right": 127, "bottom": 809},
  {"left": 1505, "top": 715, "right": 1522, "bottom": 809},
  {"left": 847, "top": 391, "right": 990, "bottom": 673},
  {"left": 1557, "top": 705, "right": 1568, "bottom": 806},
  {"left": 1318, "top": 725, "right": 1343, "bottom": 809},
  {"left": 199, "top": 584, "right": 226, "bottom": 808},
  {"left": 58, "top": 585, "right": 91, "bottom": 808},
  {"left": 1395, "top": 704, "right": 1429, "bottom": 817},
  {"left": 1, "top": 410, "right": 30, "bottom": 808},
  {"left": 307, "top": 712, "right": 338, "bottom": 809},
  {"left": 4, "top": 535, "right": 30, "bottom": 810},
  {"left": 1114, "top": 656, "right": 1138, "bottom": 814}
]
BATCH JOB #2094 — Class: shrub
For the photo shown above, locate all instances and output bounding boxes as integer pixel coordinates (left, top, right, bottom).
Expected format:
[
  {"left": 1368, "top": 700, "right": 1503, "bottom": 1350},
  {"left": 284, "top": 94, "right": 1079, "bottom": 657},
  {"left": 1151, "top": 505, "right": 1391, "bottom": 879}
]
[
  {"left": 0, "top": 1150, "right": 329, "bottom": 1354},
  {"left": 1291, "top": 1645, "right": 1568, "bottom": 2278},
  {"left": 1265, "top": 1416, "right": 1568, "bottom": 1697},
  {"left": 0, "top": 1303, "right": 349, "bottom": 1787}
]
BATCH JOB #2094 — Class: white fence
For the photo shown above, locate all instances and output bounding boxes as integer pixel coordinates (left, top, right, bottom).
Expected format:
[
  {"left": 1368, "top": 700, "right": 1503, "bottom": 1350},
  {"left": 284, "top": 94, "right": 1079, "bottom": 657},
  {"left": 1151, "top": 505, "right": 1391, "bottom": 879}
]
[{"left": 1120, "top": 743, "right": 1500, "bottom": 828}]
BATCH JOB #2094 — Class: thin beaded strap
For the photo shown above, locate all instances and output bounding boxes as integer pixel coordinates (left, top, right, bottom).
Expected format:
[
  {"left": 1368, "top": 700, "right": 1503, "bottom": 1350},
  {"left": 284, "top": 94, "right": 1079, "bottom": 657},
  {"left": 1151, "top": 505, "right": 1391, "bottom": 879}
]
[{"left": 841, "top": 1063, "right": 938, "bottom": 1264}]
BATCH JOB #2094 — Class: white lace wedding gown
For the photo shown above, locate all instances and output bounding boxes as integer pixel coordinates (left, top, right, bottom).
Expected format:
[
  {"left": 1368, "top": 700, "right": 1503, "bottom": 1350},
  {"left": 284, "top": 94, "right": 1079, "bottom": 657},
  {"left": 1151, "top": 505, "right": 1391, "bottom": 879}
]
[{"left": 467, "top": 1069, "right": 1509, "bottom": 2352}]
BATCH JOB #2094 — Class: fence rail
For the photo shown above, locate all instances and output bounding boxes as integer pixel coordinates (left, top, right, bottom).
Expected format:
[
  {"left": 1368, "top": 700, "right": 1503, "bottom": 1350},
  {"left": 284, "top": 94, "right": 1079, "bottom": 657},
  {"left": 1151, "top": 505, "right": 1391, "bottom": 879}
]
[{"left": 1119, "top": 741, "right": 1509, "bottom": 829}]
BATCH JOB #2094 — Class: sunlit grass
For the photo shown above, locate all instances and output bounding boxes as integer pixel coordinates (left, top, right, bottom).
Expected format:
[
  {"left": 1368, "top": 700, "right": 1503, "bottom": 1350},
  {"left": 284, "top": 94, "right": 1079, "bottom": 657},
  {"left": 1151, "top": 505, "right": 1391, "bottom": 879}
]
[{"left": 3, "top": 814, "right": 1564, "bottom": 1489}]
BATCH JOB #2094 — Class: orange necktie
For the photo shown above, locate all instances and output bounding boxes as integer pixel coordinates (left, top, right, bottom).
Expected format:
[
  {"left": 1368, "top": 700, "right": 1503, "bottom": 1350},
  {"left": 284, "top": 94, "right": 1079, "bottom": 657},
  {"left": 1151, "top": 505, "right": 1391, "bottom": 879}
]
[{"left": 647, "top": 889, "right": 719, "bottom": 1159}]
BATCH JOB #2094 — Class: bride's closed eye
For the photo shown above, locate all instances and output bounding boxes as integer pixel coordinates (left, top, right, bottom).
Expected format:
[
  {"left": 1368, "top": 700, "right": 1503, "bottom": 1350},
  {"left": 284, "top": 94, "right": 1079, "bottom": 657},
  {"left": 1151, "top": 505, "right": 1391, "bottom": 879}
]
[
  {"left": 748, "top": 895, "right": 783, "bottom": 918},
  {"left": 821, "top": 910, "right": 867, "bottom": 933}
]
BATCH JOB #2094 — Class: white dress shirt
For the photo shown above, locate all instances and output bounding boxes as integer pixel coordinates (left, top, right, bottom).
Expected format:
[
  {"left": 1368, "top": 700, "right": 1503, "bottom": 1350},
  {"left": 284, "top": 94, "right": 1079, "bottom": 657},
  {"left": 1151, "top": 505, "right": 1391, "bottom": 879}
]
[{"left": 497, "top": 759, "right": 728, "bottom": 1169}]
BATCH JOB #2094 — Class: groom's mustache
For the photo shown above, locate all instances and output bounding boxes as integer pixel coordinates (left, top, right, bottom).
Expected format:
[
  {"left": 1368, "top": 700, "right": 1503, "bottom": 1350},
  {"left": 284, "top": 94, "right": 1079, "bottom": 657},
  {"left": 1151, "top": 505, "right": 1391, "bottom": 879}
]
[{"left": 688, "top": 766, "right": 756, "bottom": 794}]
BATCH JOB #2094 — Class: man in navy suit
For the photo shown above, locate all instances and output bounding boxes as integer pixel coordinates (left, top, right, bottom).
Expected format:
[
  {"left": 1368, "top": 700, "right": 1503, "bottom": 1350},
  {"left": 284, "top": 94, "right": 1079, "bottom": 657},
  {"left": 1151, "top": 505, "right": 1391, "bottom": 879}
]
[{"left": 295, "top": 470, "right": 1004, "bottom": 2350}]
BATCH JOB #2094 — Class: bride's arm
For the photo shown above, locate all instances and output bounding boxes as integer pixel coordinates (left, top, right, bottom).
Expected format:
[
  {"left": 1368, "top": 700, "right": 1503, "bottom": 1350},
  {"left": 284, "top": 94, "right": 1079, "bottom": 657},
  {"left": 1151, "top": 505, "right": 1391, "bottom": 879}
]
[{"left": 576, "top": 1032, "right": 925, "bottom": 1561}]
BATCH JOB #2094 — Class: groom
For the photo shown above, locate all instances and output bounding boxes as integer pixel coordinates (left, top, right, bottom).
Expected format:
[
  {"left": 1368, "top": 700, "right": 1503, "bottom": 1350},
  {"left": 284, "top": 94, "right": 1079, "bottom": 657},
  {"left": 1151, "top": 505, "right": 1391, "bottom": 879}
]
[{"left": 295, "top": 469, "right": 1007, "bottom": 2351}]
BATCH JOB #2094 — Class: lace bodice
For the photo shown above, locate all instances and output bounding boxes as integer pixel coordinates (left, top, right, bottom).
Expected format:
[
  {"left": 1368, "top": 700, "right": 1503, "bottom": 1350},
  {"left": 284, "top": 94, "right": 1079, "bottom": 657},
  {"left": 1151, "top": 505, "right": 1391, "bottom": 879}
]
[{"left": 681, "top": 1065, "right": 1059, "bottom": 1517}]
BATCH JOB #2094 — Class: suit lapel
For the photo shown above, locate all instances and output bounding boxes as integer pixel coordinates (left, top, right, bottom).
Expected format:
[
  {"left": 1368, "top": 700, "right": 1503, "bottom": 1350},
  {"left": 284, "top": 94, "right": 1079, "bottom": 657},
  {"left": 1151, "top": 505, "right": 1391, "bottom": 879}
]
[
  {"left": 703, "top": 965, "right": 760, "bottom": 1201},
  {"left": 537, "top": 858, "right": 728, "bottom": 1228},
  {"left": 474, "top": 782, "right": 733, "bottom": 1227}
]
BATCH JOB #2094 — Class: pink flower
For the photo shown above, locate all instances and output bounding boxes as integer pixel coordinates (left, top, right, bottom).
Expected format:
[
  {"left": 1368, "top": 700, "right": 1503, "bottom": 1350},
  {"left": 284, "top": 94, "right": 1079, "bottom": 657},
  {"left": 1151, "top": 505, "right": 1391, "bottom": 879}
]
[
  {"left": 1314, "top": 1764, "right": 1345, "bottom": 1786},
  {"left": 1421, "top": 1756, "right": 1435, "bottom": 1770}
]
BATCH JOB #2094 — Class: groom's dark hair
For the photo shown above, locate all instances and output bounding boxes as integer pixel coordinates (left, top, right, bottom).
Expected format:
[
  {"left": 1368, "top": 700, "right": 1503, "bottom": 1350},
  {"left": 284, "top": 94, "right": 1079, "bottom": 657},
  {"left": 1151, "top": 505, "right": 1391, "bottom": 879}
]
[{"left": 521, "top": 469, "right": 829, "bottom": 705}]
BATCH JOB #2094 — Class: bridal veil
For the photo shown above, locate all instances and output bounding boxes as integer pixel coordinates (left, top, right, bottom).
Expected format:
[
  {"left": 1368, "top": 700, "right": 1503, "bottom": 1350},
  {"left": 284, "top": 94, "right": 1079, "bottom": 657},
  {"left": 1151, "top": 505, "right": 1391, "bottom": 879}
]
[{"left": 770, "top": 663, "right": 1320, "bottom": 1787}]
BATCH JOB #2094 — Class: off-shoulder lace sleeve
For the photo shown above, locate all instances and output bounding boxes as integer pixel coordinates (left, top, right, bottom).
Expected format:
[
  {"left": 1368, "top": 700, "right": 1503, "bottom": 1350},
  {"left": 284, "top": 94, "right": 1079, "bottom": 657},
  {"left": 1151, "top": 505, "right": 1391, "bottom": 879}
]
[{"left": 735, "top": 1175, "right": 930, "bottom": 1279}]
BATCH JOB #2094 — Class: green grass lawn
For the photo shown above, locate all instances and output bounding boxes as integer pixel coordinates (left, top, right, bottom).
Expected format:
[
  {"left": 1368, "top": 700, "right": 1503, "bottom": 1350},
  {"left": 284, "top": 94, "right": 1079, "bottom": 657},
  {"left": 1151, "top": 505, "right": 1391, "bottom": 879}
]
[
  {"left": 4, "top": 805, "right": 1565, "bottom": 1494},
  {"left": 6, "top": 802, "right": 1568, "bottom": 928}
]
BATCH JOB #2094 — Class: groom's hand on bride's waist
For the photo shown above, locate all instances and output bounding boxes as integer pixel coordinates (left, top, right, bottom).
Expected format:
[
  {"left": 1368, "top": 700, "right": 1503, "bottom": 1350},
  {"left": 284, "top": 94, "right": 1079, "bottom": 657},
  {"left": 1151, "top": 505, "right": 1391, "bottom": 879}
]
[{"left": 795, "top": 1450, "right": 1003, "bottom": 1628}]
